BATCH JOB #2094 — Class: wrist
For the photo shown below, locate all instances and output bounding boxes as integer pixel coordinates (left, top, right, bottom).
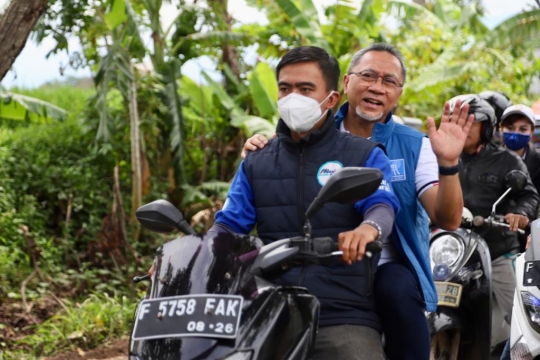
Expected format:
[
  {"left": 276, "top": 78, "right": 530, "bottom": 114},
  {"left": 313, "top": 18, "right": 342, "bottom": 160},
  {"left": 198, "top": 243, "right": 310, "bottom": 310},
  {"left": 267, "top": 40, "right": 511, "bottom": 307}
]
[
  {"left": 437, "top": 158, "right": 460, "bottom": 167},
  {"left": 361, "top": 220, "right": 382, "bottom": 242},
  {"left": 439, "top": 158, "right": 462, "bottom": 176}
]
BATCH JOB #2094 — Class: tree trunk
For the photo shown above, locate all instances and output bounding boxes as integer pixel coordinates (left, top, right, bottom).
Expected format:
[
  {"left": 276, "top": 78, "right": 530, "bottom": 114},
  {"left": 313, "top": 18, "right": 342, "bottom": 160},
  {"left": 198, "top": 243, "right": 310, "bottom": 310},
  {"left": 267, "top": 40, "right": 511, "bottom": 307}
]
[
  {"left": 129, "top": 63, "right": 142, "bottom": 223},
  {"left": 213, "top": 0, "right": 240, "bottom": 81},
  {"left": 0, "top": 0, "right": 49, "bottom": 82}
]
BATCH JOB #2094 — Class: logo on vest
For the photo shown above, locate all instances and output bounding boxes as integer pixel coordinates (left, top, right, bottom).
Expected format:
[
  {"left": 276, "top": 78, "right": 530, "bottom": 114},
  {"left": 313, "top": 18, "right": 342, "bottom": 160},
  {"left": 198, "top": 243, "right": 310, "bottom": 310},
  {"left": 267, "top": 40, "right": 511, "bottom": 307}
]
[
  {"left": 379, "top": 179, "right": 391, "bottom": 192},
  {"left": 389, "top": 159, "right": 406, "bottom": 181},
  {"left": 317, "top": 161, "right": 343, "bottom": 186}
]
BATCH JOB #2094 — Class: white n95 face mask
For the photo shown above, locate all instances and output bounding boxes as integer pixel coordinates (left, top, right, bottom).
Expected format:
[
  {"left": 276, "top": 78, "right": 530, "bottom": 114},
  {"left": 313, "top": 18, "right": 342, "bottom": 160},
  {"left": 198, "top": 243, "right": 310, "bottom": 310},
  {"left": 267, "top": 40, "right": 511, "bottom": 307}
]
[{"left": 277, "top": 92, "right": 333, "bottom": 133}]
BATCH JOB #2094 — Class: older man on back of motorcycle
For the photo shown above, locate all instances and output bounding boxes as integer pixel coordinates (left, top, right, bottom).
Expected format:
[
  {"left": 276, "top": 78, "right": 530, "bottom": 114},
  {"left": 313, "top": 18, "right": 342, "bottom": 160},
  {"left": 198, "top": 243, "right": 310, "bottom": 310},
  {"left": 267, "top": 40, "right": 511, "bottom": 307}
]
[{"left": 451, "top": 94, "right": 539, "bottom": 330}]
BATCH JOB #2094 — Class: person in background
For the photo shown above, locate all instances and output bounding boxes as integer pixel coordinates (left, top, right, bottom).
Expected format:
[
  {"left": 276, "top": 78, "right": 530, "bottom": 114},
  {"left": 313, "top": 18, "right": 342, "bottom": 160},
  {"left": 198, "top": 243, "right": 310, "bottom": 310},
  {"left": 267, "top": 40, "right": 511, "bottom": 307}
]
[
  {"left": 480, "top": 91, "right": 540, "bottom": 193},
  {"left": 499, "top": 104, "right": 540, "bottom": 192},
  {"left": 451, "top": 95, "right": 539, "bottom": 360}
]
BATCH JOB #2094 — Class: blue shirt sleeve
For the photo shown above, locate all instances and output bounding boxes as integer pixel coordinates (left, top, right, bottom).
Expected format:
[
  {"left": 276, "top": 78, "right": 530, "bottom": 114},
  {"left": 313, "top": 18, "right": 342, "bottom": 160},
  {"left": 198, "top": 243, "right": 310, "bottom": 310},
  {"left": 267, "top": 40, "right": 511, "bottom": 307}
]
[
  {"left": 354, "top": 146, "right": 400, "bottom": 216},
  {"left": 214, "top": 161, "right": 257, "bottom": 234}
]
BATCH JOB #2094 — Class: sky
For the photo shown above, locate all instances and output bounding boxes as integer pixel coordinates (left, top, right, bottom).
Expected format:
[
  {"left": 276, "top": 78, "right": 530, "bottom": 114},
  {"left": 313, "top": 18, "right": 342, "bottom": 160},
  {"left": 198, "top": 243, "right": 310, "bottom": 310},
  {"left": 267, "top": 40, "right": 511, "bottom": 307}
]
[{"left": 0, "top": 0, "right": 536, "bottom": 89}]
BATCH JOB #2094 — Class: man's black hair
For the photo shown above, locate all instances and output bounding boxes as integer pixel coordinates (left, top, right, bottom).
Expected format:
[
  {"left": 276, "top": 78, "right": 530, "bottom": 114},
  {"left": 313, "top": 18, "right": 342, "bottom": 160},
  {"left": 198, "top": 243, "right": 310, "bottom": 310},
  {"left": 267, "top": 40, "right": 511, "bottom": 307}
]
[
  {"left": 348, "top": 43, "right": 407, "bottom": 84},
  {"left": 276, "top": 46, "right": 340, "bottom": 91}
]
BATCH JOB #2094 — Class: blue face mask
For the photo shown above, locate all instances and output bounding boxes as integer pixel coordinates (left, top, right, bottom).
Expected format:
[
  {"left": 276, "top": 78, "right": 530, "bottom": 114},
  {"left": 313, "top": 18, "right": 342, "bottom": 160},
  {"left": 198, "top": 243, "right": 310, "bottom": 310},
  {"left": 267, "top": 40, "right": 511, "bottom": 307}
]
[{"left": 503, "top": 132, "right": 531, "bottom": 151}]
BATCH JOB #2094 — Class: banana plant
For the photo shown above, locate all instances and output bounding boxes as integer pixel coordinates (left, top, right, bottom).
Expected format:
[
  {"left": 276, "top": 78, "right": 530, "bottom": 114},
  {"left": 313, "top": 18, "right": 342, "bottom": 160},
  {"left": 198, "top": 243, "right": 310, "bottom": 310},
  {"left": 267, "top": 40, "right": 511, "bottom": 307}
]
[{"left": 0, "top": 92, "right": 67, "bottom": 124}]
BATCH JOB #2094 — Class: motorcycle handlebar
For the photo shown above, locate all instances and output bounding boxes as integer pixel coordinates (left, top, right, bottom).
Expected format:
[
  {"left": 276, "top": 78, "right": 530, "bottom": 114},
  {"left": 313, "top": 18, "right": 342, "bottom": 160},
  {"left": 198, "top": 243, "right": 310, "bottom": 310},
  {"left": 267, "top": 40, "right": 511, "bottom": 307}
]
[
  {"left": 321, "top": 239, "right": 382, "bottom": 258},
  {"left": 312, "top": 237, "right": 383, "bottom": 255},
  {"left": 472, "top": 216, "right": 525, "bottom": 235}
]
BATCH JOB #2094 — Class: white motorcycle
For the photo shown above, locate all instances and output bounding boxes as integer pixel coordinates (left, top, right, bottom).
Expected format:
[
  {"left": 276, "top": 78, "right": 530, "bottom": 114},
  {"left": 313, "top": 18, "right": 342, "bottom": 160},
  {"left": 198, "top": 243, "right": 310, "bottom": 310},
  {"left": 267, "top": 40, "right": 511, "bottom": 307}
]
[{"left": 509, "top": 218, "right": 540, "bottom": 359}]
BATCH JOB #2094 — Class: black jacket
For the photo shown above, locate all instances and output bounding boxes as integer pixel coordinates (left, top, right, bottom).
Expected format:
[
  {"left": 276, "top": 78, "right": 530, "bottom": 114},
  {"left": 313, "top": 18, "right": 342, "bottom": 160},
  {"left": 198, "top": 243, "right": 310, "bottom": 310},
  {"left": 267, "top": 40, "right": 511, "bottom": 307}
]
[
  {"left": 524, "top": 145, "right": 540, "bottom": 195},
  {"left": 460, "top": 143, "right": 539, "bottom": 259}
]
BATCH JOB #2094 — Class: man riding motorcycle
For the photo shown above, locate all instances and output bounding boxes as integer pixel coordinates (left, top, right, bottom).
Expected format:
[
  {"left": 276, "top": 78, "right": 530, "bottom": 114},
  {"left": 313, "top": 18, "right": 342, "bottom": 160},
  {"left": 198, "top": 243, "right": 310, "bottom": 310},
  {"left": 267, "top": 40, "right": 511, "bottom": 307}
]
[{"left": 452, "top": 94, "right": 539, "bottom": 329}]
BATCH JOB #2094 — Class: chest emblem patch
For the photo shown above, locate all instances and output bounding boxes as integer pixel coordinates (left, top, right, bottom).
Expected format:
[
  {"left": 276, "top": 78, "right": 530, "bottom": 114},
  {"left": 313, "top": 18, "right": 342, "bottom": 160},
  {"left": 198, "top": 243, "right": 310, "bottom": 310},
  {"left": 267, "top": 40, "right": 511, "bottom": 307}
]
[
  {"left": 389, "top": 159, "right": 406, "bottom": 182},
  {"left": 477, "top": 173, "right": 499, "bottom": 184},
  {"left": 317, "top": 161, "right": 343, "bottom": 186}
]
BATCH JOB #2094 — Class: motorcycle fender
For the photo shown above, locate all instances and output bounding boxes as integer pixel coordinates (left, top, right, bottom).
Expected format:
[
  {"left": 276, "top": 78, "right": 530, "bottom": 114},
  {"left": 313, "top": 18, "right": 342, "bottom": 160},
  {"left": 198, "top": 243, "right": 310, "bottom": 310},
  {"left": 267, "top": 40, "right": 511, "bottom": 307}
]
[{"left": 427, "top": 307, "right": 463, "bottom": 334}]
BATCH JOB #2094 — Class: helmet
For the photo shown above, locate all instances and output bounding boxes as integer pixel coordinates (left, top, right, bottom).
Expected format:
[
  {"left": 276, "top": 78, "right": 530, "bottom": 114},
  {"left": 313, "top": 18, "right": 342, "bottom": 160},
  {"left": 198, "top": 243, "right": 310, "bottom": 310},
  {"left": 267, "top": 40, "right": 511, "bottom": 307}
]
[
  {"left": 449, "top": 94, "right": 496, "bottom": 143},
  {"left": 479, "top": 91, "right": 513, "bottom": 125}
]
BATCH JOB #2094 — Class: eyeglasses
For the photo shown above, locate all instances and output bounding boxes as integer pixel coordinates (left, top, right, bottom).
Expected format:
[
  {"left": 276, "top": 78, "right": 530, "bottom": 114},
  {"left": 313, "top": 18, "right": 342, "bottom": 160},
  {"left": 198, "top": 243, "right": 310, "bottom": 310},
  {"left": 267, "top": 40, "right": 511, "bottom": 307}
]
[{"left": 348, "top": 71, "right": 403, "bottom": 91}]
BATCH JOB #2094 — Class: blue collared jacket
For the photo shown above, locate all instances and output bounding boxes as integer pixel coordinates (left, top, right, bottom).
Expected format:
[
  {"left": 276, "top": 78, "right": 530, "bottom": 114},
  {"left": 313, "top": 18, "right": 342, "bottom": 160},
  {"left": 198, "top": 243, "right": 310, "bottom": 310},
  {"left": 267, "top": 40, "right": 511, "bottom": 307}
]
[{"left": 335, "top": 102, "right": 438, "bottom": 312}]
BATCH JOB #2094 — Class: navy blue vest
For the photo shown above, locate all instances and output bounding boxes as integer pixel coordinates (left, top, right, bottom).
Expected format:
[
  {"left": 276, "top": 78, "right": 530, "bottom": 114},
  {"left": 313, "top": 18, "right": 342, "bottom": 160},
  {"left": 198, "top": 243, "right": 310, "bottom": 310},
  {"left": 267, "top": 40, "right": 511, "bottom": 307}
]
[{"left": 243, "top": 114, "right": 383, "bottom": 330}]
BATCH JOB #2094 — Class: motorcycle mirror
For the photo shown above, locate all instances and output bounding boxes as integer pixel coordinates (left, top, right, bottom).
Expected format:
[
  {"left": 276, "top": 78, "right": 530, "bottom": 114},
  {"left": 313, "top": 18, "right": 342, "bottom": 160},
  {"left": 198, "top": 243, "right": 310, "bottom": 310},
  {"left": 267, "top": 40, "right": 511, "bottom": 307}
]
[
  {"left": 305, "top": 167, "right": 383, "bottom": 219},
  {"left": 491, "top": 170, "right": 529, "bottom": 216},
  {"left": 136, "top": 200, "right": 196, "bottom": 235},
  {"left": 505, "top": 170, "right": 528, "bottom": 193}
]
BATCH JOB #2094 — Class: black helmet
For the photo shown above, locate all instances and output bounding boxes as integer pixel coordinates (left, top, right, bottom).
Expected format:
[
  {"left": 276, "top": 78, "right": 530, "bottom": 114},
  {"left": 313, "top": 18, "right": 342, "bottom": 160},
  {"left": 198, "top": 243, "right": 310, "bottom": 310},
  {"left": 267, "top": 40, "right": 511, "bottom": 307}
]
[
  {"left": 479, "top": 91, "right": 513, "bottom": 125},
  {"left": 449, "top": 94, "right": 496, "bottom": 143}
]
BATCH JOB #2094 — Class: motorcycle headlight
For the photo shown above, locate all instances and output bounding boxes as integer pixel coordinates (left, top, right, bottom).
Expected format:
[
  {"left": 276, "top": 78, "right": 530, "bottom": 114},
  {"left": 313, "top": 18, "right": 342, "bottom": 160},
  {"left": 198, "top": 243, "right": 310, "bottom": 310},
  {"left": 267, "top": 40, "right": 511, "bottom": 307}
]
[
  {"left": 521, "top": 291, "right": 540, "bottom": 333},
  {"left": 429, "top": 234, "right": 465, "bottom": 277}
]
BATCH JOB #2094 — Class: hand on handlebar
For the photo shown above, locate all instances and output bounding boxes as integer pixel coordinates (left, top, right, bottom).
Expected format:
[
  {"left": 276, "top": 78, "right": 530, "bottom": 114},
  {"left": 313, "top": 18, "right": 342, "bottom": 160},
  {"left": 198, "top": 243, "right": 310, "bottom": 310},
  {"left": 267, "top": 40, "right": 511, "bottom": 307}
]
[
  {"left": 504, "top": 213, "right": 529, "bottom": 232},
  {"left": 338, "top": 223, "right": 380, "bottom": 265}
]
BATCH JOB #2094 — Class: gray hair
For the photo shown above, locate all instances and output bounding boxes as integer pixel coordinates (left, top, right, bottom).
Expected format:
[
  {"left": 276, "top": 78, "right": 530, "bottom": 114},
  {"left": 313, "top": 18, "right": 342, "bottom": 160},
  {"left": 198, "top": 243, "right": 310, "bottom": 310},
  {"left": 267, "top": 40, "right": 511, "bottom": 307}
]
[{"left": 347, "top": 43, "right": 407, "bottom": 84}]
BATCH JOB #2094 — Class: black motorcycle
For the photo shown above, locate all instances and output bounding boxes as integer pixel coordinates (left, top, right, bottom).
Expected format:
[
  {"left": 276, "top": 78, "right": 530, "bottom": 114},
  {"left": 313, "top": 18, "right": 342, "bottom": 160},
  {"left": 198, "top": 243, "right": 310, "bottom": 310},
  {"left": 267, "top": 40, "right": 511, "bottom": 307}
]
[
  {"left": 427, "top": 171, "right": 527, "bottom": 360},
  {"left": 128, "top": 167, "right": 384, "bottom": 360}
]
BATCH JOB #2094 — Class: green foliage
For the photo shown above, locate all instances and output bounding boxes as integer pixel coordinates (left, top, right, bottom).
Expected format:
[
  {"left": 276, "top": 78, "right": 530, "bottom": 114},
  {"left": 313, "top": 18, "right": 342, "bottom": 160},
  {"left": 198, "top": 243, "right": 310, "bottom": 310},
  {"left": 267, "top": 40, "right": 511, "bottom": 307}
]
[
  {"left": 105, "top": 0, "right": 128, "bottom": 29},
  {"left": 8, "top": 293, "right": 136, "bottom": 359},
  {"left": 386, "top": 2, "right": 540, "bottom": 119},
  {"left": 0, "top": 83, "right": 94, "bottom": 128},
  {"left": 0, "top": 92, "right": 67, "bottom": 124},
  {"left": 0, "top": 120, "right": 115, "bottom": 295}
]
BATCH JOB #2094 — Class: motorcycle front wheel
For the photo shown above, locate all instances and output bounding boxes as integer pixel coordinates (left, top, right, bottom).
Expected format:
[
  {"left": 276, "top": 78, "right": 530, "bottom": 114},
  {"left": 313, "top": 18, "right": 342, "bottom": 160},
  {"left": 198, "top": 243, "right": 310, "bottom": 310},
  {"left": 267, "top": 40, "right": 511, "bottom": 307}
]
[{"left": 430, "top": 329, "right": 460, "bottom": 360}]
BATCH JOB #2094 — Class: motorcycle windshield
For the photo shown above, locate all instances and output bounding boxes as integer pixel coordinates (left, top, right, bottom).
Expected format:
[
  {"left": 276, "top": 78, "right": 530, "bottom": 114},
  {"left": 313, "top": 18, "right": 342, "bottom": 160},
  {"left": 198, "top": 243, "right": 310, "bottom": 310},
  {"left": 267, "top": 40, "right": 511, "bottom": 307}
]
[{"left": 151, "top": 232, "right": 263, "bottom": 299}]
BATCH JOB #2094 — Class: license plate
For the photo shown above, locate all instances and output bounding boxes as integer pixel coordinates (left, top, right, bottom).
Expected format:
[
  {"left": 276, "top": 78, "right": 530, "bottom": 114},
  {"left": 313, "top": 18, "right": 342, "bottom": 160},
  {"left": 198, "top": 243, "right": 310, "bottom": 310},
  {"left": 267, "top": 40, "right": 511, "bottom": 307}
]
[
  {"left": 132, "top": 294, "right": 243, "bottom": 341},
  {"left": 523, "top": 261, "right": 540, "bottom": 286},
  {"left": 435, "top": 282, "right": 463, "bottom": 308}
]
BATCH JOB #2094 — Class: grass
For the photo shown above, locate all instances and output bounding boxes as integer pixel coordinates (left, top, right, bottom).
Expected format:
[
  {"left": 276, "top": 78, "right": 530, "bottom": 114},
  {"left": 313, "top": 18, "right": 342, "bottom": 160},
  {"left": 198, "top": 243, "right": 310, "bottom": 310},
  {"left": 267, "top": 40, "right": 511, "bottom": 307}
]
[{"left": 0, "top": 292, "right": 137, "bottom": 360}]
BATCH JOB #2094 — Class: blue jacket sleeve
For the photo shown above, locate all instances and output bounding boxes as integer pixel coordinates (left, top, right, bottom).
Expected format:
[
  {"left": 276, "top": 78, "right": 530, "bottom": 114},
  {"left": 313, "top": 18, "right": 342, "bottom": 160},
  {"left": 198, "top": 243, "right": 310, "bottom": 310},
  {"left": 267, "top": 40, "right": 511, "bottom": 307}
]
[
  {"left": 214, "top": 161, "right": 257, "bottom": 234},
  {"left": 354, "top": 146, "right": 400, "bottom": 216}
]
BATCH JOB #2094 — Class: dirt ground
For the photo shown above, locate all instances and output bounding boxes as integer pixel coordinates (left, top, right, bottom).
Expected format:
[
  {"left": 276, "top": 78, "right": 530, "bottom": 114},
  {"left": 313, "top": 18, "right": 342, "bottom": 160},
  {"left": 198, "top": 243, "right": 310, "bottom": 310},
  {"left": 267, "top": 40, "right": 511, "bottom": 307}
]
[
  {"left": 0, "top": 296, "right": 60, "bottom": 344},
  {"left": 0, "top": 296, "right": 128, "bottom": 360},
  {"left": 42, "top": 338, "right": 128, "bottom": 360}
]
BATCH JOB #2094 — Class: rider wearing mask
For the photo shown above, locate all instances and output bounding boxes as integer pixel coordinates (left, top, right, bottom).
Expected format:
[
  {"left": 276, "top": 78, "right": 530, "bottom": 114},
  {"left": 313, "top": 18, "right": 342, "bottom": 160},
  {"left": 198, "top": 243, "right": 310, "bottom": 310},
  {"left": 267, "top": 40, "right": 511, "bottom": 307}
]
[
  {"left": 452, "top": 94, "right": 539, "bottom": 327},
  {"left": 500, "top": 104, "right": 540, "bottom": 192},
  {"left": 480, "top": 91, "right": 540, "bottom": 192}
]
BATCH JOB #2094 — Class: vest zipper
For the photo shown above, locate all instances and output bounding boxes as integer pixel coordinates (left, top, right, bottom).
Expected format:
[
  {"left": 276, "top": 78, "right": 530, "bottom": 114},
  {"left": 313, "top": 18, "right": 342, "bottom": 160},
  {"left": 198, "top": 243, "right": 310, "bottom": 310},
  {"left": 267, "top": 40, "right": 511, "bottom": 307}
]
[
  {"left": 298, "top": 146, "right": 305, "bottom": 227},
  {"left": 297, "top": 146, "right": 306, "bottom": 286}
]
